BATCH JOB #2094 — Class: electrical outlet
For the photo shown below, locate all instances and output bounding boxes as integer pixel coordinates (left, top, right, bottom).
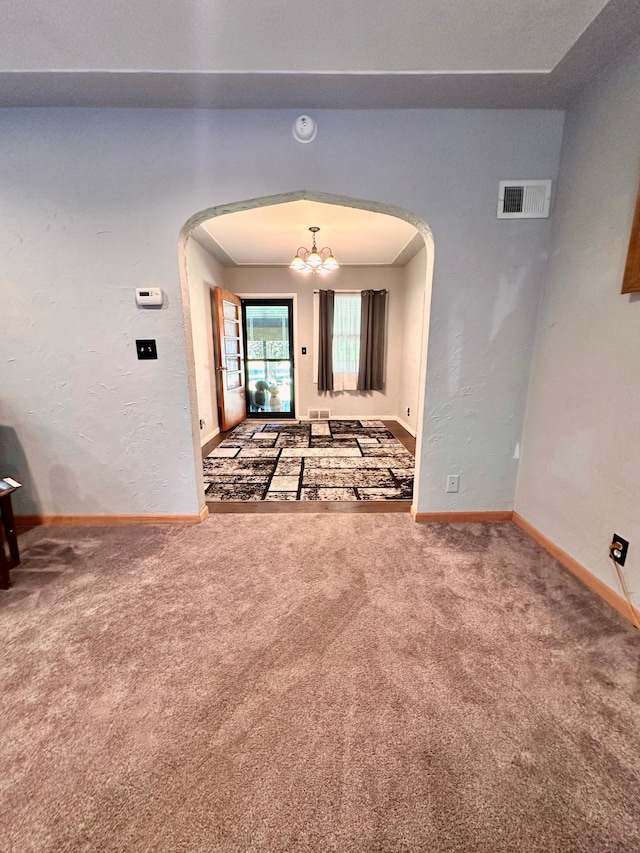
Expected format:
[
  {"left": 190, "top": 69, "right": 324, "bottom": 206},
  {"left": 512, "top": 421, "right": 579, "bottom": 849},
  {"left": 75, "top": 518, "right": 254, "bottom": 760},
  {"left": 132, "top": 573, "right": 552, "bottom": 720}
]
[
  {"left": 407, "top": 407, "right": 410, "bottom": 417},
  {"left": 136, "top": 339, "right": 157, "bottom": 360},
  {"left": 446, "top": 475, "right": 459, "bottom": 493},
  {"left": 611, "top": 534, "right": 629, "bottom": 566}
]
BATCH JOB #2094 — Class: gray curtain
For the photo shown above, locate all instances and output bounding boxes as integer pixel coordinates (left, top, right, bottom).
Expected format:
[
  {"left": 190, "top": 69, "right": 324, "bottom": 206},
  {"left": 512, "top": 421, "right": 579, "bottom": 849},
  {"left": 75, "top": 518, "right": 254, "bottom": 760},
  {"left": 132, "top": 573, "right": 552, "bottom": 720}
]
[
  {"left": 317, "top": 289, "right": 335, "bottom": 392},
  {"left": 358, "top": 289, "right": 387, "bottom": 391}
]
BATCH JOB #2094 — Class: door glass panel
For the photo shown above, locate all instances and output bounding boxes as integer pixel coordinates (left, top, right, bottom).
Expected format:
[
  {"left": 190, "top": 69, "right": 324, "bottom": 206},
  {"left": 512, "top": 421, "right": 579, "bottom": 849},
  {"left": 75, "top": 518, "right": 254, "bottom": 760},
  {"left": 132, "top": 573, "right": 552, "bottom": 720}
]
[
  {"left": 246, "top": 361, "right": 292, "bottom": 413},
  {"left": 245, "top": 305, "right": 291, "bottom": 359},
  {"left": 224, "top": 337, "right": 240, "bottom": 355},
  {"left": 244, "top": 303, "right": 294, "bottom": 417},
  {"left": 226, "top": 372, "right": 242, "bottom": 390},
  {"left": 224, "top": 319, "right": 238, "bottom": 338},
  {"left": 223, "top": 300, "right": 237, "bottom": 320},
  {"left": 225, "top": 356, "right": 240, "bottom": 372}
]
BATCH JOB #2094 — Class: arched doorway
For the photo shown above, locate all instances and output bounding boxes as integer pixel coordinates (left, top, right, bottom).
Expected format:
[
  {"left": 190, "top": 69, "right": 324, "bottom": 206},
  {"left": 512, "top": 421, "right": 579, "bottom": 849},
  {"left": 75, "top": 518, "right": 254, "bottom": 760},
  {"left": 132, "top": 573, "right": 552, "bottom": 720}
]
[{"left": 178, "top": 190, "right": 435, "bottom": 515}]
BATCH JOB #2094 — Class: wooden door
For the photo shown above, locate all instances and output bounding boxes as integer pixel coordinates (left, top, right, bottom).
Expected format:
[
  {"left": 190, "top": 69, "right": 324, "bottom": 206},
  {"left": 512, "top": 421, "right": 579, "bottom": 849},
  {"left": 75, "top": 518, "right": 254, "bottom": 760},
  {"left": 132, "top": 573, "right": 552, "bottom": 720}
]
[
  {"left": 211, "top": 286, "right": 246, "bottom": 431},
  {"left": 622, "top": 182, "right": 640, "bottom": 293}
]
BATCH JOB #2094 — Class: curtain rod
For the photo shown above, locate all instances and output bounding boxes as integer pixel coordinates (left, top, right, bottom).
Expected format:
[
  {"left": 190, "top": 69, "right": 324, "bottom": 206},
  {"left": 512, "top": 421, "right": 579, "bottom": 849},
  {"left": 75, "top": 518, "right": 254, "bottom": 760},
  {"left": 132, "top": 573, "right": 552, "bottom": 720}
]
[{"left": 312, "top": 289, "right": 388, "bottom": 294}]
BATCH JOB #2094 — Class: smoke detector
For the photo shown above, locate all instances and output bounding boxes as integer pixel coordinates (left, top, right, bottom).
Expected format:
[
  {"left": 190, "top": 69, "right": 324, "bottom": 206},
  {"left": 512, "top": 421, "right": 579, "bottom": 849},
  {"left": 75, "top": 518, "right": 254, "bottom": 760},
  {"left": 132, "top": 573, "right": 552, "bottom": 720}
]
[
  {"left": 497, "top": 180, "right": 552, "bottom": 219},
  {"left": 293, "top": 115, "right": 317, "bottom": 144}
]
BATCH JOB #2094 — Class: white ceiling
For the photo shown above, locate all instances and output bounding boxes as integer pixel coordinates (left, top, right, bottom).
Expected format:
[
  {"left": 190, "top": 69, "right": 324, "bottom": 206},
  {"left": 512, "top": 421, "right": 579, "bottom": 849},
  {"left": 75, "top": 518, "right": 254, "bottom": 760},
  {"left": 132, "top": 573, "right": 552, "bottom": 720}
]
[
  {"left": 0, "top": 0, "right": 608, "bottom": 72},
  {"left": 1, "top": 0, "right": 639, "bottom": 108},
  {"left": 196, "top": 201, "right": 422, "bottom": 268}
]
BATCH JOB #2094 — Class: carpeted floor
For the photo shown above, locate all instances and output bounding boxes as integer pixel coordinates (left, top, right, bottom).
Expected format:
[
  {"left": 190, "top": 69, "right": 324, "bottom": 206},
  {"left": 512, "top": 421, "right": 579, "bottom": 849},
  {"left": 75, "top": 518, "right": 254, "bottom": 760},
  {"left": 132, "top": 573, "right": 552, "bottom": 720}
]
[
  {"left": 203, "top": 420, "right": 414, "bottom": 501},
  {"left": 1, "top": 516, "right": 639, "bottom": 852}
]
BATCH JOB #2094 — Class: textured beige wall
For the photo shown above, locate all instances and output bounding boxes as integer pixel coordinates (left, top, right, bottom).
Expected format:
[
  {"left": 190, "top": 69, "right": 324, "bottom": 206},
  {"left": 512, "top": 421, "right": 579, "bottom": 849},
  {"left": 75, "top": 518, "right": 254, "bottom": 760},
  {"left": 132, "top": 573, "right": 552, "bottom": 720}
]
[
  {"left": 0, "top": 108, "right": 563, "bottom": 515},
  {"left": 186, "top": 239, "right": 225, "bottom": 444},
  {"left": 397, "top": 247, "right": 428, "bottom": 435},
  {"left": 225, "top": 265, "right": 406, "bottom": 420},
  {"left": 515, "top": 38, "right": 640, "bottom": 608}
]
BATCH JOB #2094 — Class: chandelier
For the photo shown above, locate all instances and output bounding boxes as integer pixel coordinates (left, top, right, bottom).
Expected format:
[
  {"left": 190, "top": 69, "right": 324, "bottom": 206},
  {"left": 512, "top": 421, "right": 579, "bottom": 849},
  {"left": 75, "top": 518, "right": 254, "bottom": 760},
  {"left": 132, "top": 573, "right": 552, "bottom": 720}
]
[{"left": 290, "top": 226, "right": 339, "bottom": 275}]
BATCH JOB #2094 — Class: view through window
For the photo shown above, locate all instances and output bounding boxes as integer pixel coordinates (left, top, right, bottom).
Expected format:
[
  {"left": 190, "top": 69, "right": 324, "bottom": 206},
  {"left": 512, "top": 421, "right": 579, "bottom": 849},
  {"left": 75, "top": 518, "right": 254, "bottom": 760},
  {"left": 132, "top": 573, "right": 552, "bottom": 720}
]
[{"left": 243, "top": 300, "right": 295, "bottom": 417}]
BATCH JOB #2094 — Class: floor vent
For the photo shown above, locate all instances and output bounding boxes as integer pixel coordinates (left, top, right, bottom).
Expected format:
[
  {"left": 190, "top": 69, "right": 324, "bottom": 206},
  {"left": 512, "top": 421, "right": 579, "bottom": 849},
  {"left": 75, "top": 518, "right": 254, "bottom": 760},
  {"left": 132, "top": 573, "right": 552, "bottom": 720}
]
[
  {"left": 308, "top": 408, "right": 331, "bottom": 420},
  {"left": 497, "top": 180, "right": 551, "bottom": 218}
]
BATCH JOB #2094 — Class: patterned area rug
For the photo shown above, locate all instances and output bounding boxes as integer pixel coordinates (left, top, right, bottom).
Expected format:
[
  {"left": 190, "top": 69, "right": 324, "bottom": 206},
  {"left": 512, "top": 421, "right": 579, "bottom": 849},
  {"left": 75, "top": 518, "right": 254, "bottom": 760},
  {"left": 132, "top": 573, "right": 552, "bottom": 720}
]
[{"left": 204, "top": 420, "right": 414, "bottom": 501}]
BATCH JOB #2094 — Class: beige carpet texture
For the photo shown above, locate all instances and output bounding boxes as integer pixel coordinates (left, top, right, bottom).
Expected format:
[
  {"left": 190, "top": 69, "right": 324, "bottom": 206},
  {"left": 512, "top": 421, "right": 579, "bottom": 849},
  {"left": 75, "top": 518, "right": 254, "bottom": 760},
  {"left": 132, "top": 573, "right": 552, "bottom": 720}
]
[{"left": 1, "top": 516, "right": 639, "bottom": 852}]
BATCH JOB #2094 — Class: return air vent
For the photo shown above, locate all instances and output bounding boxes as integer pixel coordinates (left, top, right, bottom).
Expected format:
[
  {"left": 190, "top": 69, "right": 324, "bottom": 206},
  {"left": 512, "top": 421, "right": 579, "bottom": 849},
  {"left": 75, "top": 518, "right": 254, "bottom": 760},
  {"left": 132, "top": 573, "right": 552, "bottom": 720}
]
[
  {"left": 497, "top": 180, "right": 551, "bottom": 219},
  {"left": 308, "top": 408, "right": 331, "bottom": 420}
]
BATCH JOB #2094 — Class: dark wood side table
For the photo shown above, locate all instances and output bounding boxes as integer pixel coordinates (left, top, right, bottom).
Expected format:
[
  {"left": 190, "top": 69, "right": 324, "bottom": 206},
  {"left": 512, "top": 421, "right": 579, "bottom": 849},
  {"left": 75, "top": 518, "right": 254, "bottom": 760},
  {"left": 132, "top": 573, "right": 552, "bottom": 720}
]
[{"left": 0, "top": 482, "right": 21, "bottom": 590}]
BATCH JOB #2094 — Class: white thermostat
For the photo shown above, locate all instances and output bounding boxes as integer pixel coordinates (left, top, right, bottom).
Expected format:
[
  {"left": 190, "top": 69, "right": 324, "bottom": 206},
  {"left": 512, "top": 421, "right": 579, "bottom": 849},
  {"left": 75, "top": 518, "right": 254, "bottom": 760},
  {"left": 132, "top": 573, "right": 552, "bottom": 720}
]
[{"left": 135, "top": 287, "right": 163, "bottom": 307}]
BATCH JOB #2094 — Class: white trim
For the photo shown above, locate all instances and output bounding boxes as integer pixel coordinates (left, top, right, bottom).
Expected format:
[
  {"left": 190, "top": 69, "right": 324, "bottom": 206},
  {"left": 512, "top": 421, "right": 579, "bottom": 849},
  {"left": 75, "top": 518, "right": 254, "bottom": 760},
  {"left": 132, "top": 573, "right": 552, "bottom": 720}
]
[
  {"left": 298, "top": 414, "right": 399, "bottom": 422},
  {"left": 200, "top": 426, "right": 220, "bottom": 447},
  {"left": 394, "top": 416, "right": 416, "bottom": 437},
  {"left": 125, "top": 69, "right": 551, "bottom": 78}
]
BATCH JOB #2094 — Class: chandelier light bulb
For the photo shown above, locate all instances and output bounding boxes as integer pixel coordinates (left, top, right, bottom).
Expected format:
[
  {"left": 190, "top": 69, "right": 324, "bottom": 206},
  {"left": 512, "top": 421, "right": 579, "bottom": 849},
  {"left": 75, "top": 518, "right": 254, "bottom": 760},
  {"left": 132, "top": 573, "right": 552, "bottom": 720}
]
[
  {"left": 290, "top": 226, "right": 340, "bottom": 276},
  {"left": 289, "top": 254, "right": 306, "bottom": 271}
]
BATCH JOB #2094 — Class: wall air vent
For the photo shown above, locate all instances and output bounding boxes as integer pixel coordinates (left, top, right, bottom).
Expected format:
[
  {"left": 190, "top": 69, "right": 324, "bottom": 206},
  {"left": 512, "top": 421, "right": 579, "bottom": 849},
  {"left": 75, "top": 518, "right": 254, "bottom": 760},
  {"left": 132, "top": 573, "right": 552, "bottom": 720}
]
[
  {"left": 497, "top": 180, "right": 552, "bottom": 219},
  {"left": 308, "top": 408, "right": 331, "bottom": 420}
]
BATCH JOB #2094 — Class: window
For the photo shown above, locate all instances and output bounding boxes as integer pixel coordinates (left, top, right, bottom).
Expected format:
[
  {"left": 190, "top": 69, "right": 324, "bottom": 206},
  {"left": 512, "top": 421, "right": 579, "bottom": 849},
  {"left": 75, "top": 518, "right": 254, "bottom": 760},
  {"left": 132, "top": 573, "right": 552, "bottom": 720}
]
[
  {"left": 331, "top": 293, "right": 361, "bottom": 391},
  {"left": 313, "top": 289, "right": 387, "bottom": 393}
]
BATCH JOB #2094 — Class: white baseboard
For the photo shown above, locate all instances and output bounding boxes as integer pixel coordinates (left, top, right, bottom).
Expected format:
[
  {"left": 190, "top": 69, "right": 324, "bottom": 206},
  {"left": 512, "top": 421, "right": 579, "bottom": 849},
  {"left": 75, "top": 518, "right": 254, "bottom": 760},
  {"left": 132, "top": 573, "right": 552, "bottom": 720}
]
[
  {"left": 299, "top": 414, "right": 399, "bottom": 422},
  {"left": 200, "top": 427, "right": 220, "bottom": 447},
  {"left": 394, "top": 416, "right": 416, "bottom": 437}
]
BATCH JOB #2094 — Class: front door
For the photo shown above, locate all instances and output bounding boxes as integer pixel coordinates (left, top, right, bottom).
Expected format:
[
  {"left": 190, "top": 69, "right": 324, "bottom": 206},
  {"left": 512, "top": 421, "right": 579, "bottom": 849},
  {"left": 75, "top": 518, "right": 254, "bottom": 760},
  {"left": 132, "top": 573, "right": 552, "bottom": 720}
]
[
  {"left": 211, "top": 286, "right": 246, "bottom": 431},
  {"left": 242, "top": 299, "right": 295, "bottom": 419}
]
